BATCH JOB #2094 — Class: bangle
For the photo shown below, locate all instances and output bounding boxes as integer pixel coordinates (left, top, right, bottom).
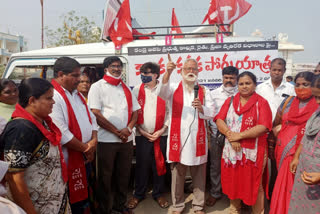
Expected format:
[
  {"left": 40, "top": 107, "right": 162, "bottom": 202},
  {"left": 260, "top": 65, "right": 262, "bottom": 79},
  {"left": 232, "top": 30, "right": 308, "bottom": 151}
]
[{"left": 127, "top": 126, "right": 132, "bottom": 134}]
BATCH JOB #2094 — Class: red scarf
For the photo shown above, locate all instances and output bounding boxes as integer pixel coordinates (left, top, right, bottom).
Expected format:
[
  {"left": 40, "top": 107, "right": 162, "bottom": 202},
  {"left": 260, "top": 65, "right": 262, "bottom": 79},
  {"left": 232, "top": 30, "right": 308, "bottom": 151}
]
[
  {"left": 233, "top": 92, "right": 259, "bottom": 149},
  {"left": 286, "top": 96, "right": 318, "bottom": 147},
  {"left": 51, "top": 79, "right": 91, "bottom": 204},
  {"left": 137, "top": 83, "right": 166, "bottom": 176},
  {"left": 12, "top": 104, "right": 68, "bottom": 182},
  {"left": 169, "top": 82, "right": 206, "bottom": 162},
  {"left": 103, "top": 74, "right": 133, "bottom": 125}
]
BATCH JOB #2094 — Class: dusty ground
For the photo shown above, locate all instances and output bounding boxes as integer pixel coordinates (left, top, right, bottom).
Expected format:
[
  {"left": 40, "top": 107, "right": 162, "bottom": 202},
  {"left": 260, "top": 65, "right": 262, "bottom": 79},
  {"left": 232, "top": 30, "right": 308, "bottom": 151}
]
[{"left": 130, "top": 192, "right": 254, "bottom": 214}]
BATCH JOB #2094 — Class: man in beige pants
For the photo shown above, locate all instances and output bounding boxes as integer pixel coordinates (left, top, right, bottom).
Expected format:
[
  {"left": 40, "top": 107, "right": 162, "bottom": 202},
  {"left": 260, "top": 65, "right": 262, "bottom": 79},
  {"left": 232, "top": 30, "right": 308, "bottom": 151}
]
[{"left": 158, "top": 55, "right": 215, "bottom": 214}]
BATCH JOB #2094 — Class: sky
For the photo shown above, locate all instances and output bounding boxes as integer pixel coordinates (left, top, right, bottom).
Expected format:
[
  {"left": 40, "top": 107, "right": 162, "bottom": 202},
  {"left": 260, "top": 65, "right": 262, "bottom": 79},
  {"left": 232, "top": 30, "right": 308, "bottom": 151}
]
[{"left": 1, "top": 0, "right": 319, "bottom": 63}]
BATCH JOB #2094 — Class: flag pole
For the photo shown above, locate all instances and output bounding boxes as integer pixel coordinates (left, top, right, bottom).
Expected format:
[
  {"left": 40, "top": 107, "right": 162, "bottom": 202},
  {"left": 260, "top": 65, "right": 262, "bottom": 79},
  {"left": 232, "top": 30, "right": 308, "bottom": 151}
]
[{"left": 41, "top": 0, "right": 44, "bottom": 48}]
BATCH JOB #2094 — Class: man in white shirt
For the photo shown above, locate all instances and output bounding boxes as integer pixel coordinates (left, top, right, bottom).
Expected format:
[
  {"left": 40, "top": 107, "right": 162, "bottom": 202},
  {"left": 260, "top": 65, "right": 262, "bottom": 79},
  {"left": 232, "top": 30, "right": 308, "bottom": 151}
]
[
  {"left": 128, "top": 62, "right": 169, "bottom": 209},
  {"left": 50, "top": 57, "right": 98, "bottom": 214},
  {"left": 159, "top": 55, "right": 215, "bottom": 214},
  {"left": 206, "top": 66, "right": 238, "bottom": 207},
  {"left": 256, "top": 57, "right": 295, "bottom": 197},
  {"left": 88, "top": 56, "right": 140, "bottom": 214},
  {"left": 256, "top": 58, "right": 295, "bottom": 121}
]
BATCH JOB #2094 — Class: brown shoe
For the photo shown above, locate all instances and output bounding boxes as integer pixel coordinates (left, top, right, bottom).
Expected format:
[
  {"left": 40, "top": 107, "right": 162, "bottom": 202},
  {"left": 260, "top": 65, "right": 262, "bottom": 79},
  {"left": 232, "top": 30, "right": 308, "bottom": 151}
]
[
  {"left": 205, "top": 195, "right": 220, "bottom": 207},
  {"left": 127, "top": 197, "right": 141, "bottom": 209},
  {"left": 155, "top": 196, "right": 169, "bottom": 209}
]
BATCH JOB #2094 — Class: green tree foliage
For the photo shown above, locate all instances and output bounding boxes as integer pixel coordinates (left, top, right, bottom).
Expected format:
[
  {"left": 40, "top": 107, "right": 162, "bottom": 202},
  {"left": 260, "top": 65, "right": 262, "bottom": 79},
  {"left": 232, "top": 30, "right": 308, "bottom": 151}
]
[{"left": 45, "top": 10, "right": 101, "bottom": 47}]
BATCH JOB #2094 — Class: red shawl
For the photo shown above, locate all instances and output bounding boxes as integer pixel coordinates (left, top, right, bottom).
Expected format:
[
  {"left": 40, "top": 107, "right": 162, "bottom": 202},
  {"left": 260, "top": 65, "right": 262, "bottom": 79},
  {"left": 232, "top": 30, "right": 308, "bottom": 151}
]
[
  {"left": 12, "top": 104, "right": 68, "bottom": 182},
  {"left": 103, "top": 74, "right": 133, "bottom": 125},
  {"left": 51, "top": 79, "right": 91, "bottom": 204},
  {"left": 137, "top": 83, "right": 166, "bottom": 175},
  {"left": 286, "top": 96, "right": 318, "bottom": 148},
  {"left": 169, "top": 82, "right": 206, "bottom": 162},
  {"left": 215, "top": 92, "right": 272, "bottom": 149},
  {"left": 233, "top": 92, "right": 259, "bottom": 149}
]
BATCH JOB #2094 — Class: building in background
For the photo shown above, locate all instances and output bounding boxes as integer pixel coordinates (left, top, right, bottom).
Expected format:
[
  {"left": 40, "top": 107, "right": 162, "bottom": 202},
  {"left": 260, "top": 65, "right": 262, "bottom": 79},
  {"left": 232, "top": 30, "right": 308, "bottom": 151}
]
[
  {"left": 277, "top": 33, "right": 304, "bottom": 77},
  {"left": 292, "top": 63, "right": 317, "bottom": 76},
  {"left": 0, "top": 32, "right": 24, "bottom": 65}
]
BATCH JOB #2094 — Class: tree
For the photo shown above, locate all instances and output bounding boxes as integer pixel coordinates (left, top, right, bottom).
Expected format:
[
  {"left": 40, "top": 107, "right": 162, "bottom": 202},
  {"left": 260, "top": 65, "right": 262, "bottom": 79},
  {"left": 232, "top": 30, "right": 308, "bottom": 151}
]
[{"left": 45, "top": 10, "right": 101, "bottom": 47}]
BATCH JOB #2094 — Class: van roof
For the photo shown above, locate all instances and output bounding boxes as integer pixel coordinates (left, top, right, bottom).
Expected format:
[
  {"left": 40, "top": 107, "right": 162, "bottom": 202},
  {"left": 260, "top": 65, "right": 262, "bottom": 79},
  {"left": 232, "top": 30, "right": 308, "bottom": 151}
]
[{"left": 11, "top": 36, "right": 264, "bottom": 58}]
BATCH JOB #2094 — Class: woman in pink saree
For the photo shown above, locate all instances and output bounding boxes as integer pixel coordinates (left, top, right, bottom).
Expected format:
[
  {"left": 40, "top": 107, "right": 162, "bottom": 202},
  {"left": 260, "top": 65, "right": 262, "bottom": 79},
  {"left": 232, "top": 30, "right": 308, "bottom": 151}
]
[{"left": 270, "top": 72, "right": 319, "bottom": 214}]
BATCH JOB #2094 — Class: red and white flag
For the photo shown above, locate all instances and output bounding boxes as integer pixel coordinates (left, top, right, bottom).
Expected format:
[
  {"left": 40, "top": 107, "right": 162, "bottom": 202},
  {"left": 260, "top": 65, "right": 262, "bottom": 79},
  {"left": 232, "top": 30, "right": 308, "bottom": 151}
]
[
  {"left": 202, "top": 0, "right": 252, "bottom": 32},
  {"left": 108, "top": 0, "right": 133, "bottom": 47},
  {"left": 101, "top": 0, "right": 122, "bottom": 41},
  {"left": 171, "top": 8, "right": 183, "bottom": 38}
]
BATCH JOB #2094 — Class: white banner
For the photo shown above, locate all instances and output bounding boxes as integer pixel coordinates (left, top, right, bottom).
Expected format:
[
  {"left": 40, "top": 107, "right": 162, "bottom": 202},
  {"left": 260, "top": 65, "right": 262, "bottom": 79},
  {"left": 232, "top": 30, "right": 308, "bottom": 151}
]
[{"left": 127, "top": 41, "right": 278, "bottom": 90}]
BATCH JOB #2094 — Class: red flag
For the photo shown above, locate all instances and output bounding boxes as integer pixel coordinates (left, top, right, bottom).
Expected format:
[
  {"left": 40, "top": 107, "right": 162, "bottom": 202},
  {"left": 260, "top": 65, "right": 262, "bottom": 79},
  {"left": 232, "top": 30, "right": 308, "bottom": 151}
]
[
  {"left": 108, "top": 0, "right": 133, "bottom": 47},
  {"left": 132, "top": 29, "right": 156, "bottom": 40},
  {"left": 202, "top": 0, "right": 252, "bottom": 32},
  {"left": 171, "top": 8, "right": 183, "bottom": 38}
]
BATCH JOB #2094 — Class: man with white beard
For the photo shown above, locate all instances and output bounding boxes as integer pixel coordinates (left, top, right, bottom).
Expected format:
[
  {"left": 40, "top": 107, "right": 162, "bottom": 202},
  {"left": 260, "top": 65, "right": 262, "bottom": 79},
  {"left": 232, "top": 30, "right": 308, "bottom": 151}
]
[
  {"left": 206, "top": 66, "right": 238, "bottom": 207},
  {"left": 158, "top": 55, "right": 215, "bottom": 214}
]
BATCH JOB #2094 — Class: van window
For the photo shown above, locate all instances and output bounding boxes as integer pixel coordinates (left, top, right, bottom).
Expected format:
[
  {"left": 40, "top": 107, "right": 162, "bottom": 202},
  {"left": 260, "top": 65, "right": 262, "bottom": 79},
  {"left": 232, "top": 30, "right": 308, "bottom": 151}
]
[{"left": 8, "top": 66, "right": 54, "bottom": 83}]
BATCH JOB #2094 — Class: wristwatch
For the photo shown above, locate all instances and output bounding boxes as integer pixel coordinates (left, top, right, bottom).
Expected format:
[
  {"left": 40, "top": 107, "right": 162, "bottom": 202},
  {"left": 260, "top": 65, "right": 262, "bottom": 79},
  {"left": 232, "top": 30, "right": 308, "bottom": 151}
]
[{"left": 127, "top": 126, "right": 132, "bottom": 134}]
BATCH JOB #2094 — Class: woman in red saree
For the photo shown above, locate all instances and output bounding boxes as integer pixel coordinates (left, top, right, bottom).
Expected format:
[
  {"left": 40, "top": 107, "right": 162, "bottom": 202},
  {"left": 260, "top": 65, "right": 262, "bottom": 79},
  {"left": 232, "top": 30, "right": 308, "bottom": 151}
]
[
  {"left": 270, "top": 71, "right": 318, "bottom": 214},
  {"left": 215, "top": 71, "right": 272, "bottom": 214}
]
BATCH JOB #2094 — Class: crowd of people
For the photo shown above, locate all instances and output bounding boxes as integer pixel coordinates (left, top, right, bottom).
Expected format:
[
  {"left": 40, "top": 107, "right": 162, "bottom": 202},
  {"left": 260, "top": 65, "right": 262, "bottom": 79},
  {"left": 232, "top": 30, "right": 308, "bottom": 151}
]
[{"left": 0, "top": 56, "right": 319, "bottom": 214}]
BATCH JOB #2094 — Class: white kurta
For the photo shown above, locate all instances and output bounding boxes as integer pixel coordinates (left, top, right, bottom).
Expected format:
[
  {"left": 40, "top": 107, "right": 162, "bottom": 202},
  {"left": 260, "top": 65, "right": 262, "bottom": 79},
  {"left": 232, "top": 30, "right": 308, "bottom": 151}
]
[
  {"left": 50, "top": 88, "right": 98, "bottom": 164},
  {"left": 158, "top": 80, "right": 215, "bottom": 166},
  {"left": 209, "top": 85, "right": 237, "bottom": 135},
  {"left": 132, "top": 83, "right": 169, "bottom": 136},
  {"left": 88, "top": 79, "right": 140, "bottom": 143}
]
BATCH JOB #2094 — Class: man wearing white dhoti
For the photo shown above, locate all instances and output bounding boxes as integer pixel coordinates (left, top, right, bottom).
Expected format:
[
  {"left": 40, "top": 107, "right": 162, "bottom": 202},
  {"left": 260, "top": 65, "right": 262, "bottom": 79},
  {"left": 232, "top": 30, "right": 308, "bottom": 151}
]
[{"left": 158, "top": 55, "right": 215, "bottom": 214}]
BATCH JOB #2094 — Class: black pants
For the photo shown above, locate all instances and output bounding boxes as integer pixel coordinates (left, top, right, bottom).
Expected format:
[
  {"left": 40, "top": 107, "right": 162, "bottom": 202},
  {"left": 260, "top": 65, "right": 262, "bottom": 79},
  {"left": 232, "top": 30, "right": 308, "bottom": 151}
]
[
  {"left": 208, "top": 135, "right": 224, "bottom": 199},
  {"left": 134, "top": 136, "right": 167, "bottom": 200},
  {"left": 96, "top": 141, "right": 133, "bottom": 214}
]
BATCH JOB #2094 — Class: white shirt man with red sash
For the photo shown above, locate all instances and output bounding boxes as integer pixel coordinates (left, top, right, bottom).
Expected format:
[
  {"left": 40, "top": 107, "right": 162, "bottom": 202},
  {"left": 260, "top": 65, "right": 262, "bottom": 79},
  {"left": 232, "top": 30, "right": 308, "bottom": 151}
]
[
  {"left": 50, "top": 57, "right": 98, "bottom": 214},
  {"left": 158, "top": 56, "right": 215, "bottom": 214},
  {"left": 128, "top": 62, "right": 169, "bottom": 210},
  {"left": 88, "top": 56, "right": 140, "bottom": 214}
]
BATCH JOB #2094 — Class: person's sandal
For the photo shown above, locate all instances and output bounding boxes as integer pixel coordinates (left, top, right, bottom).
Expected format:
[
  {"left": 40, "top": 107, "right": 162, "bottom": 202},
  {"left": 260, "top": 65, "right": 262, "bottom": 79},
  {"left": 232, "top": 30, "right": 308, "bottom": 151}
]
[
  {"left": 155, "top": 196, "right": 169, "bottom": 208},
  {"left": 127, "top": 197, "right": 141, "bottom": 209}
]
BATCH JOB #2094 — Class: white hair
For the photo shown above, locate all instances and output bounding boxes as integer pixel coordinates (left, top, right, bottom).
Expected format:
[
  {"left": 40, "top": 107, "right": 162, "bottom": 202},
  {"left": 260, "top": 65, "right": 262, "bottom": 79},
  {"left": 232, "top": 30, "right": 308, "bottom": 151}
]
[{"left": 184, "top": 58, "right": 198, "bottom": 68}]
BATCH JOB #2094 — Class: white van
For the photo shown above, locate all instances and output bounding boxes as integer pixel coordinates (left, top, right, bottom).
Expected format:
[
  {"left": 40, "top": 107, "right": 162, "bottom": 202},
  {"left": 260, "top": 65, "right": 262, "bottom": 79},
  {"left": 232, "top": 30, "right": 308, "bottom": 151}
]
[{"left": 2, "top": 36, "right": 275, "bottom": 88}]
